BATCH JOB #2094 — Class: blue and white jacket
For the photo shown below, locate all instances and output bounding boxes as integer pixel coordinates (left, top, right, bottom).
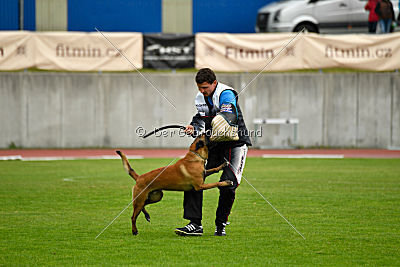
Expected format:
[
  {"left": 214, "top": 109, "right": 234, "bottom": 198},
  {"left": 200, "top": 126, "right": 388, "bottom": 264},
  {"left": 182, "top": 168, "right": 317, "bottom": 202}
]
[{"left": 191, "top": 82, "right": 252, "bottom": 147}]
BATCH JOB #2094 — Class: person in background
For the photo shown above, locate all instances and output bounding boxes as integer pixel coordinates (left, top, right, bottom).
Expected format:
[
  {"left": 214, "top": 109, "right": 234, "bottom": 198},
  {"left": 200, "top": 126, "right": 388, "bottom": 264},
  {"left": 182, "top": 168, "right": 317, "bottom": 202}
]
[
  {"left": 397, "top": 1, "right": 400, "bottom": 28},
  {"left": 375, "top": 0, "right": 395, "bottom": 33},
  {"left": 365, "top": 0, "right": 379, "bottom": 33}
]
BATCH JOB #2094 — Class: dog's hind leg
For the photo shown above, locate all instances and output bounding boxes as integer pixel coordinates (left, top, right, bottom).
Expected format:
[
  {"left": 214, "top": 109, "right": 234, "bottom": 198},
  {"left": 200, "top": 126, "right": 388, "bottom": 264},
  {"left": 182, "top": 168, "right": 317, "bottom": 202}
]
[
  {"left": 142, "top": 208, "right": 151, "bottom": 222},
  {"left": 146, "top": 190, "right": 163, "bottom": 204},
  {"left": 131, "top": 187, "right": 148, "bottom": 235},
  {"left": 142, "top": 190, "right": 164, "bottom": 222}
]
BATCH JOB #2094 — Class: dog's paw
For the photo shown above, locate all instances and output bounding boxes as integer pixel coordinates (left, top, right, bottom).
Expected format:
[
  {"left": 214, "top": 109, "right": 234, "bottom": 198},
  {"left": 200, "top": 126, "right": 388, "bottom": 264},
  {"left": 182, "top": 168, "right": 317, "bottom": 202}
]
[
  {"left": 144, "top": 213, "right": 150, "bottom": 223},
  {"left": 116, "top": 150, "right": 122, "bottom": 156},
  {"left": 221, "top": 180, "right": 233, "bottom": 186},
  {"left": 132, "top": 230, "right": 138, "bottom": 236}
]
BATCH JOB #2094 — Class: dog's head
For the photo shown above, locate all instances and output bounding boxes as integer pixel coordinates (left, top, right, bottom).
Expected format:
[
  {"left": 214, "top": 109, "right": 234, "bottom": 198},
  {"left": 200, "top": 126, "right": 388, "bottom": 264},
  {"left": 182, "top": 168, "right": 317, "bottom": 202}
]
[{"left": 190, "top": 133, "right": 209, "bottom": 158}]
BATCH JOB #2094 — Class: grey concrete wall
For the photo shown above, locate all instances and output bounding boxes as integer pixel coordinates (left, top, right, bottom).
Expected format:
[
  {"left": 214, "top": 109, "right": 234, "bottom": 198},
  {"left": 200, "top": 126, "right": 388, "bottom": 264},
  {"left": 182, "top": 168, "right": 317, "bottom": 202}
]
[
  {"left": 0, "top": 72, "right": 399, "bottom": 148},
  {"left": 392, "top": 75, "right": 400, "bottom": 149},
  {"left": 323, "top": 74, "right": 358, "bottom": 147}
]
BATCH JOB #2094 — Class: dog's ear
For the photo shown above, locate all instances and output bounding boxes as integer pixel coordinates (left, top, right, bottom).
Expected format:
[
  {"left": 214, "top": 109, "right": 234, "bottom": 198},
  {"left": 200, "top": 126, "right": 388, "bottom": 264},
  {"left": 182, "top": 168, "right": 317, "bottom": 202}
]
[{"left": 195, "top": 140, "right": 205, "bottom": 150}]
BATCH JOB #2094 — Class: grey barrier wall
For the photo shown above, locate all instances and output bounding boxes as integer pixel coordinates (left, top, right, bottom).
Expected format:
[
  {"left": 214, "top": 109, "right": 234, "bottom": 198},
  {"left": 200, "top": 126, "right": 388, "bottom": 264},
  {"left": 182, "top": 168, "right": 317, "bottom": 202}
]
[{"left": 0, "top": 72, "right": 399, "bottom": 149}]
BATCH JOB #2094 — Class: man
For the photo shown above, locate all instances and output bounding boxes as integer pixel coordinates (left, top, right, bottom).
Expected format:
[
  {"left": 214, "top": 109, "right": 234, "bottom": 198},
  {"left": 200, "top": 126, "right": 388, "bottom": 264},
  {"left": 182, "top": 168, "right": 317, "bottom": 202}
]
[
  {"left": 174, "top": 68, "right": 252, "bottom": 236},
  {"left": 375, "top": 0, "right": 395, "bottom": 33}
]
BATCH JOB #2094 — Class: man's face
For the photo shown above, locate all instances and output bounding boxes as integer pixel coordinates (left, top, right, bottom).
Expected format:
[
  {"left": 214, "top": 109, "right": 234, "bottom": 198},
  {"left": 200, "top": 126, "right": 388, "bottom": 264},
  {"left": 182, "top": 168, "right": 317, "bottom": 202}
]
[{"left": 197, "top": 80, "right": 217, "bottom": 97}]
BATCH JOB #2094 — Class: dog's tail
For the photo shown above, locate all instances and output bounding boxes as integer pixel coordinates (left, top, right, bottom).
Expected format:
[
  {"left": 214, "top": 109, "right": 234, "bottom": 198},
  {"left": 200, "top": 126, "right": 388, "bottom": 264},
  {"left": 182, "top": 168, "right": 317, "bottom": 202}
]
[{"left": 116, "top": 151, "right": 139, "bottom": 181}]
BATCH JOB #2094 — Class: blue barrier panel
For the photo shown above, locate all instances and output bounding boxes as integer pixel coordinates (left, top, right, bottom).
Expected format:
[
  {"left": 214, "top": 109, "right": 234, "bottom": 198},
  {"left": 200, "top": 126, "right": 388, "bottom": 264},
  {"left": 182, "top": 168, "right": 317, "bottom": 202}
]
[
  {"left": 193, "top": 0, "right": 275, "bottom": 33},
  {"left": 0, "top": 0, "right": 19, "bottom": 30},
  {"left": 23, "top": 0, "right": 35, "bottom": 30},
  {"left": 68, "top": 0, "right": 161, "bottom": 32}
]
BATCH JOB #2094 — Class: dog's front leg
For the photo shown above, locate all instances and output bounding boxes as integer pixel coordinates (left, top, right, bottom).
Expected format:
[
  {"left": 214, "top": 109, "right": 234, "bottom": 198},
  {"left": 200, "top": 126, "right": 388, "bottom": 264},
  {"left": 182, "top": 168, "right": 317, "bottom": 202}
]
[
  {"left": 193, "top": 172, "right": 233, "bottom": 190},
  {"left": 194, "top": 180, "right": 233, "bottom": 190},
  {"left": 204, "top": 161, "right": 229, "bottom": 177}
]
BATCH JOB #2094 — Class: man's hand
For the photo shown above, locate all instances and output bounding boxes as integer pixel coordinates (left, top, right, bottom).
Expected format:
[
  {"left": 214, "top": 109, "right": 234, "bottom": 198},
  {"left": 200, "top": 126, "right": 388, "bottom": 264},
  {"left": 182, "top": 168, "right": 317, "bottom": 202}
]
[{"left": 185, "top": 125, "right": 195, "bottom": 135}]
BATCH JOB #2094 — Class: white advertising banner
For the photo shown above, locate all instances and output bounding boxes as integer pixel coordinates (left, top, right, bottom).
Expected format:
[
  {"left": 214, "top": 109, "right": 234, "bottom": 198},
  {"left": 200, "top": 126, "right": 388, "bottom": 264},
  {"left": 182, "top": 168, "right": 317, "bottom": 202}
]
[
  {"left": 0, "top": 31, "right": 142, "bottom": 71},
  {"left": 196, "top": 32, "right": 400, "bottom": 72},
  {"left": 1, "top": 31, "right": 400, "bottom": 71},
  {"left": 303, "top": 33, "right": 400, "bottom": 71},
  {"left": 34, "top": 32, "right": 143, "bottom": 71},
  {"left": 0, "top": 31, "right": 35, "bottom": 70},
  {"left": 196, "top": 33, "right": 306, "bottom": 72}
]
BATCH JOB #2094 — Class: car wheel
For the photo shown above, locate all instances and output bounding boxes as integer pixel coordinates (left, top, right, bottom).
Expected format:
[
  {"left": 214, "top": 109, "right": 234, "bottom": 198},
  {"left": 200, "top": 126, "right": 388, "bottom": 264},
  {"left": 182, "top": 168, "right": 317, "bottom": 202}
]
[{"left": 293, "top": 23, "right": 319, "bottom": 33}]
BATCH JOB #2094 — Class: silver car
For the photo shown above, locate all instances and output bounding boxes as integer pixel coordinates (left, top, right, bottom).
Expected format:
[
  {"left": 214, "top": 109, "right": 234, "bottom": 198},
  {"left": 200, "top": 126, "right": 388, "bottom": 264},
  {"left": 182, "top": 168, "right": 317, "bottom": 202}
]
[{"left": 256, "top": 0, "right": 399, "bottom": 33}]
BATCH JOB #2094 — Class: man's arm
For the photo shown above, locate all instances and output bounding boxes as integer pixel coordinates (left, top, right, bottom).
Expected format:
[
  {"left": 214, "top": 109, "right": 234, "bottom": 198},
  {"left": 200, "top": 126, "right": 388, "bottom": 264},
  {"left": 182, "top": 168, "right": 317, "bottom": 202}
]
[
  {"left": 219, "top": 90, "right": 238, "bottom": 125},
  {"left": 185, "top": 113, "right": 205, "bottom": 136},
  {"left": 209, "top": 90, "right": 240, "bottom": 142}
]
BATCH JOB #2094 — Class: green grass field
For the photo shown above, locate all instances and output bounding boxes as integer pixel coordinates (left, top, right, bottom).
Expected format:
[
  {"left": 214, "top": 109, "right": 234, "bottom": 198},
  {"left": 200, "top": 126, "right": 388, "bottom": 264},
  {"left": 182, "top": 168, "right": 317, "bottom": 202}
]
[{"left": 1, "top": 158, "right": 399, "bottom": 266}]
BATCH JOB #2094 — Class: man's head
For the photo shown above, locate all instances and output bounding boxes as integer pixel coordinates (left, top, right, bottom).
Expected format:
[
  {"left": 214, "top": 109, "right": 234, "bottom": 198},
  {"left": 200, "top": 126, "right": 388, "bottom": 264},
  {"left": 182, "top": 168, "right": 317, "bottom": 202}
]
[{"left": 195, "top": 68, "right": 217, "bottom": 97}]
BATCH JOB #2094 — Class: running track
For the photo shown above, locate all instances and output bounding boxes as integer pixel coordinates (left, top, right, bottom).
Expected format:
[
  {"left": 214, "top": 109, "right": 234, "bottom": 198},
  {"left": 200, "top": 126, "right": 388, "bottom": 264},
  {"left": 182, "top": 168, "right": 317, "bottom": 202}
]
[{"left": 1, "top": 148, "right": 400, "bottom": 160}]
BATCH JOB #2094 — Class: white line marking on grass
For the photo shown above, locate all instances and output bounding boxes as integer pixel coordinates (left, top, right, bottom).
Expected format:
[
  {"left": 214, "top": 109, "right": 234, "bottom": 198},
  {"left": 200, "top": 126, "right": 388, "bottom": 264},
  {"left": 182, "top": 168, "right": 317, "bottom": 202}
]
[
  {"left": 61, "top": 175, "right": 88, "bottom": 182},
  {"left": 0, "top": 155, "right": 22, "bottom": 160},
  {"left": 262, "top": 154, "right": 344, "bottom": 159},
  {"left": 19, "top": 155, "right": 144, "bottom": 161}
]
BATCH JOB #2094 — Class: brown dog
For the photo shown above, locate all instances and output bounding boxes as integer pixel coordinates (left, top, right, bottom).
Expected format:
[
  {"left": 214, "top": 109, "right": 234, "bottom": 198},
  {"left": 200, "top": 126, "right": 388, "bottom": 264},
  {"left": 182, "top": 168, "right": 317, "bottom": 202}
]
[{"left": 116, "top": 133, "right": 231, "bottom": 235}]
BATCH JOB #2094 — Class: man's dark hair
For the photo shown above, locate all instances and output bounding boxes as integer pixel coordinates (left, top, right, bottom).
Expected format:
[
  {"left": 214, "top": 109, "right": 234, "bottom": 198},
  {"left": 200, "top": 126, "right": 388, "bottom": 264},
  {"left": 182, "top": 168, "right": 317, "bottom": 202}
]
[{"left": 195, "top": 68, "right": 216, "bottom": 84}]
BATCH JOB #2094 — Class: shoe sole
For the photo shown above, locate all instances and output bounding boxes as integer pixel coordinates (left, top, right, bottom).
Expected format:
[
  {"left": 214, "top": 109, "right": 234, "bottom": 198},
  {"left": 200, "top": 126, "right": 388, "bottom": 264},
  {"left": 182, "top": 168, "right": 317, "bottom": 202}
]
[
  {"left": 214, "top": 233, "right": 226, "bottom": 236},
  {"left": 174, "top": 229, "right": 203, "bottom": 236}
]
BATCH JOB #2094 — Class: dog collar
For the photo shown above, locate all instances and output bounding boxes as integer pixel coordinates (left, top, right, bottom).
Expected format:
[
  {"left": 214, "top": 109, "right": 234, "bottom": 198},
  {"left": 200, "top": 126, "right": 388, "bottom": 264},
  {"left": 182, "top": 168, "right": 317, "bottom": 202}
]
[{"left": 189, "top": 150, "right": 207, "bottom": 162}]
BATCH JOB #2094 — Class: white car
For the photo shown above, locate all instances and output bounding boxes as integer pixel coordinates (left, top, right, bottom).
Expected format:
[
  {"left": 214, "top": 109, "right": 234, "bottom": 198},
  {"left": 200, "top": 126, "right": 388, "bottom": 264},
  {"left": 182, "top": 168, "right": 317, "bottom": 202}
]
[{"left": 255, "top": 0, "right": 399, "bottom": 33}]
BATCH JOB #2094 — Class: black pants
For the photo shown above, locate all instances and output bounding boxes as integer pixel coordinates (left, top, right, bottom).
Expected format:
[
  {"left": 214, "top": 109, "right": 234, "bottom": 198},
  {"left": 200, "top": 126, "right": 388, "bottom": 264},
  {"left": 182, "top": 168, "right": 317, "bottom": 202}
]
[
  {"left": 368, "top": 21, "right": 377, "bottom": 33},
  {"left": 183, "top": 144, "right": 248, "bottom": 226}
]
